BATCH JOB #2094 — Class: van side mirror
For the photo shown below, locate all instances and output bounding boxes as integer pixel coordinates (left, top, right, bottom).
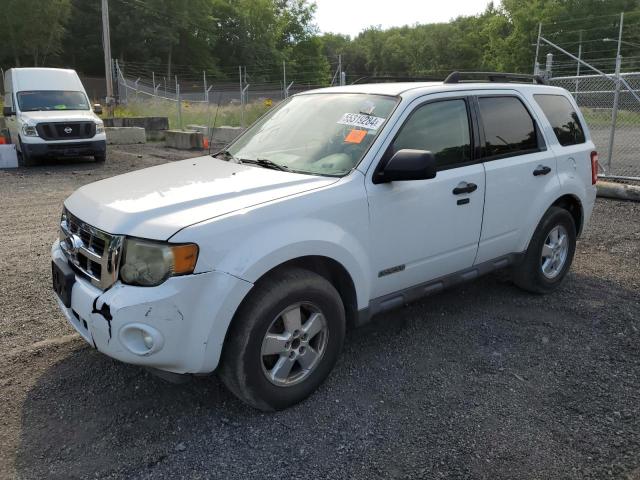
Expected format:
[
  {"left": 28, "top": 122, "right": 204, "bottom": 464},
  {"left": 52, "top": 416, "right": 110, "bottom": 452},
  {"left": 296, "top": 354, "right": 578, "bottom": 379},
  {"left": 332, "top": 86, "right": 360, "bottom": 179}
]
[
  {"left": 93, "top": 104, "right": 103, "bottom": 115},
  {"left": 3, "top": 106, "right": 15, "bottom": 117},
  {"left": 374, "top": 149, "right": 437, "bottom": 184}
]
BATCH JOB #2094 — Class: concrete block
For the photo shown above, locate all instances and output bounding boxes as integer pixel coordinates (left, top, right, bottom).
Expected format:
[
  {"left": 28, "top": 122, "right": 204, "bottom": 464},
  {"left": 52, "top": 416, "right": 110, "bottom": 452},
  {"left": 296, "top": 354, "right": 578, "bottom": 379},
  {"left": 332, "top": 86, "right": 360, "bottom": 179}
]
[
  {"left": 0, "top": 144, "right": 18, "bottom": 168},
  {"left": 104, "top": 117, "right": 169, "bottom": 141},
  {"left": 211, "top": 126, "right": 245, "bottom": 144},
  {"left": 165, "top": 130, "right": 204, "bottom": 150},
  {"left": 186, "top": 125, "right": 210, "bottom": 137},
  {"left": 185, "top": 125, "right": 245, "bottom": 145},
  {"left": 106, "top": 127, "right": 146, "bottom": 145}
]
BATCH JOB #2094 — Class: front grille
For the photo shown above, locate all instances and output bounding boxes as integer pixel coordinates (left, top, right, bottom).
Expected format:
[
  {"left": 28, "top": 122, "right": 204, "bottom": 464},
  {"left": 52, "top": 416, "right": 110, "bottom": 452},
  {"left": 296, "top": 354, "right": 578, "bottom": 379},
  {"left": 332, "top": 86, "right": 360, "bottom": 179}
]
[
  {"left": 37, "top": 122, "right": 96, "bottom": 140},
  {"left": 48, "top": 142, "right": 92, "bottom": 151},
  {"left": 59, "top": 210, "right": 123, "bottom": 290}
]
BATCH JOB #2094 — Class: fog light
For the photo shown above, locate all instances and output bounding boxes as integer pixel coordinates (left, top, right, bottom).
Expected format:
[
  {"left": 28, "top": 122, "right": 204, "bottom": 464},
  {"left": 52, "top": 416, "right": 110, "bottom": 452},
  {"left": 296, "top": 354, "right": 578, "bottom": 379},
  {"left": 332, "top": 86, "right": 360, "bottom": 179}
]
[
  {"left": 142, "top": 333, "right": 154, "bottom": 349},
  {"left": 119, "top": 323, "right": 164, "bottom": 356}
]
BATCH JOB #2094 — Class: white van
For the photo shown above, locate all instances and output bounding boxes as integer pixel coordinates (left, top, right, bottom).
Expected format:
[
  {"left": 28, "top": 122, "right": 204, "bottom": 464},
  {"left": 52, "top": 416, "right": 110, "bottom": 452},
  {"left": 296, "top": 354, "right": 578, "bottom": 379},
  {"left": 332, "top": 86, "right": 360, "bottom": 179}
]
[{"left": 3, "top": 68, "right": 107, "bottom": 166}]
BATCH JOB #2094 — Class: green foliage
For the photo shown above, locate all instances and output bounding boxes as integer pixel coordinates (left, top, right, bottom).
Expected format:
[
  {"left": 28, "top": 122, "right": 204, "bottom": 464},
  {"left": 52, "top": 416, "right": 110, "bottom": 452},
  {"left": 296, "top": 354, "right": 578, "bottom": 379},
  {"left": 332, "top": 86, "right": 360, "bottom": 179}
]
[
  {"left": 0, "top": 0, "right": 326, "bottom": 83},
  {"left": 0, "top": 0, "right": 71, "bottom": 67},
  {"left": 321, "top": 0, "right": 640, "bottom": 79},
  {"left": 1, "top": 0, "right": 639, "bottom": 89}
]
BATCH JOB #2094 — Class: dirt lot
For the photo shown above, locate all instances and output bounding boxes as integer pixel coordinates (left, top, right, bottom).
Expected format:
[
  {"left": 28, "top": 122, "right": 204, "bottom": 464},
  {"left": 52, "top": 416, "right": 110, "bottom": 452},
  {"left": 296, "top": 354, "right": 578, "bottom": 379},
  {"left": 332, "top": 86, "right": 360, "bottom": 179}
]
[{"left": 0, "top": 145, "right": 639, "bottom": 479}]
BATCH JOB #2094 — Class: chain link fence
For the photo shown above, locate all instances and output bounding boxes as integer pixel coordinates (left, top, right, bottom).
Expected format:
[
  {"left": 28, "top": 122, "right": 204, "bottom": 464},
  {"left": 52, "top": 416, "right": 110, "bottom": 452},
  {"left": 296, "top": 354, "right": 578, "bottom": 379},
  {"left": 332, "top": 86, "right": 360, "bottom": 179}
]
[
  {"left": 114, "top": 61, "right": 332, "bottom": 130},
  {"left": 549, "top": 72, "right": 640, "bottom": 181}
]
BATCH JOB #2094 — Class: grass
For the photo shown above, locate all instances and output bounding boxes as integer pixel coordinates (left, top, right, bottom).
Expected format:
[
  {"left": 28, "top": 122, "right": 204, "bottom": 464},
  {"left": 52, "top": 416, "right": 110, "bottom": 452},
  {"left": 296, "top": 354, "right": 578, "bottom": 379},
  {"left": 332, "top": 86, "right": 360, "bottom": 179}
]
[
  {"left": 113, "top": 98, "right": 274, "bottom": 130},
  {"left": 580, "top": 107, "right": 640, "bottom": 127}
]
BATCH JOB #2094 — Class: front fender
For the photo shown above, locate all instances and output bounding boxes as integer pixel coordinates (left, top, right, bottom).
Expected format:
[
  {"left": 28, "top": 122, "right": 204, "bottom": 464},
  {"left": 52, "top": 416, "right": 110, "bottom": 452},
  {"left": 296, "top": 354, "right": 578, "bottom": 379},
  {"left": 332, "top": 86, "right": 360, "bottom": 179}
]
[{"left": 217, "top": 218, "right": 372, "bottom": 309}]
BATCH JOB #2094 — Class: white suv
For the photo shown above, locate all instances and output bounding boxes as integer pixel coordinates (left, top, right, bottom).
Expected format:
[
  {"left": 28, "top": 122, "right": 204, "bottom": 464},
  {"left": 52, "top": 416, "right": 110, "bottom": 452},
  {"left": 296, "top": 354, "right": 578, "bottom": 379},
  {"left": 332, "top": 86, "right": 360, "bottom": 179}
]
[{"left": 52, "top": 73, "right": 598, "bottom": 410}]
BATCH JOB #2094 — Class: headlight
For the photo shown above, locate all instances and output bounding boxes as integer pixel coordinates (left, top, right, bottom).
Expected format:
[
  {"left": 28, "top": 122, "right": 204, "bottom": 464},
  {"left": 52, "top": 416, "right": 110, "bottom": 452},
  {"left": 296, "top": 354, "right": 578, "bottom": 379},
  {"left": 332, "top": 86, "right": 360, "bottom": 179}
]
[
  {"left": 119, "top": 238, "right": 199, "bottom": 287},
  {"left": 95, "top": 123, "right": 105, "bottom": 134},
  {"left": 22, "top": 125, "right": 38, "bottom": 137}
]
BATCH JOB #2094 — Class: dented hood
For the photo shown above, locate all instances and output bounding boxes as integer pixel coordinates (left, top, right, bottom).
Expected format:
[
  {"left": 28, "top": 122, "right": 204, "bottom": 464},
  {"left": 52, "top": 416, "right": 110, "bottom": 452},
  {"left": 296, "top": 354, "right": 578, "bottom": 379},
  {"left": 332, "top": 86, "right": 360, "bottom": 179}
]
[{"left": 65, "top": 156, "right": 338, "bottom": 239}]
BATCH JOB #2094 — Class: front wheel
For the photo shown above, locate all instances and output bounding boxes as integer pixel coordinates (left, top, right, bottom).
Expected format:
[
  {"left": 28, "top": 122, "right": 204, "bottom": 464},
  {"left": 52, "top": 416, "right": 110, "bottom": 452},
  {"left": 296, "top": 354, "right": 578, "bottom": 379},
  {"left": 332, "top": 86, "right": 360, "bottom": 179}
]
[
  {"left": 513, "top": 206, "right": 576, "bottom": 294},
  {"left": 219, "top": 267, "right": 346, "bottom": 411},
  {"left": 94, "top": 153, "right": 106, "bottom": 163},
  {"left": 18, "top": 139, "right": 36, "bottom": 167}
]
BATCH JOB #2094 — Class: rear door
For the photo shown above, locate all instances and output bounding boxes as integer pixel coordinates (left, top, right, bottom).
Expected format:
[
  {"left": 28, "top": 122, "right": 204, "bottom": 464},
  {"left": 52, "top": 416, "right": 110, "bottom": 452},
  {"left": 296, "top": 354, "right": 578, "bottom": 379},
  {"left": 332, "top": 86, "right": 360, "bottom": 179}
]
[{"left": 473, "top": 91, "right": 560, "bottom": 264}]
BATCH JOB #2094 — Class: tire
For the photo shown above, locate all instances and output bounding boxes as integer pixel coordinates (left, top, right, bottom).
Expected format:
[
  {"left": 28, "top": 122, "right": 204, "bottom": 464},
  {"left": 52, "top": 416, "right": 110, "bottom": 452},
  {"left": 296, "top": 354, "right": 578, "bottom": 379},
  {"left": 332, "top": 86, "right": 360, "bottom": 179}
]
[
  {"left": 18, "top": 139, "right": 36, "bottom": 167},
  {"left": 219, "top": 267, "right": 346, "bottom": 411},
  {"left": 513, "top": 206, "right": 576, "bottom": 294},
  {"left": 94, "top": 153, "right": 106, "bottom": 163}
]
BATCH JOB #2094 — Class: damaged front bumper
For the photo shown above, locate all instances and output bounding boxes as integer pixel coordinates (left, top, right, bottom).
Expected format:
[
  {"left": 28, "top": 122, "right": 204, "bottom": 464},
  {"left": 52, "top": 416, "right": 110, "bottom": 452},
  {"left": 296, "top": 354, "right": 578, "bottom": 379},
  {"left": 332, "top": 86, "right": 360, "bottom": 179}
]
[{"left": 51, "top": 240, "right": 253, "bottom": 374}]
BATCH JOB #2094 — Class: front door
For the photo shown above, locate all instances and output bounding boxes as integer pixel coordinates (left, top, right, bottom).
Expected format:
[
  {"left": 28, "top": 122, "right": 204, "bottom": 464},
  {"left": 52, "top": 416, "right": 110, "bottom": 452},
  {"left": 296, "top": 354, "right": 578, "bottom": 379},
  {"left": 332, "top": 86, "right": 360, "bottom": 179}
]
[{"left": 366, "top": 96, "right": 486, "bottom": 299}]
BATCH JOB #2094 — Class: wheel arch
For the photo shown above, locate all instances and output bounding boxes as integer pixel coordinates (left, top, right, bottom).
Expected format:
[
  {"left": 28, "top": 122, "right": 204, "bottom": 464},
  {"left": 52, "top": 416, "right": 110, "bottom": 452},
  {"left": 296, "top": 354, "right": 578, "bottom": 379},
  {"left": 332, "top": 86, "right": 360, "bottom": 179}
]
[
  {"left": 236, "top": 255, "right": 359, "bottom": 331},
  {"left": 518, "top": 192, "right": 584, "bottom": 255},
  {"left": 551, "top": 193, "right": 584, "bottom": 236}
]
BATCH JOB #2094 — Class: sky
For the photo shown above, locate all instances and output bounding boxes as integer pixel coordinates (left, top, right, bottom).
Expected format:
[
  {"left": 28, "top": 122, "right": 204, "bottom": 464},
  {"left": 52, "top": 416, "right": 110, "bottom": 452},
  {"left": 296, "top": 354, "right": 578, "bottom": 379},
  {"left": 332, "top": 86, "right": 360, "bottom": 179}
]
[{"left": 314, "top": 0, "right": 494, "bottom": 38}]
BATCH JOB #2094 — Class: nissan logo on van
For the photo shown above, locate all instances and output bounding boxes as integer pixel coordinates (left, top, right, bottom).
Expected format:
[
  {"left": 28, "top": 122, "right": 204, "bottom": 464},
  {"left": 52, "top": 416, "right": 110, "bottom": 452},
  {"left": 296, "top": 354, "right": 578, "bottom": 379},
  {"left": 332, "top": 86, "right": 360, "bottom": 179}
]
[{"left": 64, "top": 126, "right": 73, "bottom": 134}]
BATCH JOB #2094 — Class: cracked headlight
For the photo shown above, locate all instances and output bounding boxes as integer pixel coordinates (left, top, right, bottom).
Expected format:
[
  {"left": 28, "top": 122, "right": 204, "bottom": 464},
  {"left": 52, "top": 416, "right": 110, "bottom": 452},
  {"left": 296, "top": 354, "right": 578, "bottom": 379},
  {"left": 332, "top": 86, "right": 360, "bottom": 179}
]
[
  {"left": 119, "top": 238, "right": 199, "bottom": 287},
  {"left": 22, "top": 124, "right": 38, "bottom": 137}
]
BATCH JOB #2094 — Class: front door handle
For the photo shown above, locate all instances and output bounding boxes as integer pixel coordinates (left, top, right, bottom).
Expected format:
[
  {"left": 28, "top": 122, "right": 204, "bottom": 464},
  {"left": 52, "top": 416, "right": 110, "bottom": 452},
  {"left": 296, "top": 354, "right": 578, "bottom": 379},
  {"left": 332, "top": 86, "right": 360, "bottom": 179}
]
[
  {"left": 452, "top": 182, "right": 478, "bottom": 195},
  {"left": 533, "top": 165, "right": 552, "bottom": 176}
]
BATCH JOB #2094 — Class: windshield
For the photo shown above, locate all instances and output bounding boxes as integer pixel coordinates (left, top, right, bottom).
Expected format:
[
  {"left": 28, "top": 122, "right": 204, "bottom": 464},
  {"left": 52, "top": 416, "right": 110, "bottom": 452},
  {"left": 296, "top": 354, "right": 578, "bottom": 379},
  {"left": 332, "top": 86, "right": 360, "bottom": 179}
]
[
  {"left": 227, "top": 93, "right": 398, "bottom": 176},
  {"left": 17, "top": 91, "right": 90, "bottom": 112}
]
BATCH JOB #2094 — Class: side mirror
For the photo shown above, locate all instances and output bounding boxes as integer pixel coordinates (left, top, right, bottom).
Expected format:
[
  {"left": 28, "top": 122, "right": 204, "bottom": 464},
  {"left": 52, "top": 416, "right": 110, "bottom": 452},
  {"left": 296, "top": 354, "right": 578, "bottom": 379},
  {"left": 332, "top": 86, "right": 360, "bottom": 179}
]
[
  {"left": 374, "top": 149, "right": 437, "bottom": 184},
  {"left": 93, "top": 104, "right": 103, "bottom": 115},
  {"left": 3, "top": 106, "right": 15, "bottom": 117}
]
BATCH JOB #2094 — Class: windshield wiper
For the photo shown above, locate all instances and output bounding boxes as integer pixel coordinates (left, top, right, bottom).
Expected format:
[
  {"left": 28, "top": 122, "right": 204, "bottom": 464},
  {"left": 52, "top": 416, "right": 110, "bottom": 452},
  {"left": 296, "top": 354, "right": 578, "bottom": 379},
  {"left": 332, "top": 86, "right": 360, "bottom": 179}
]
[{"left": 239, "top": 158, "right": 290, "bottom": 172}]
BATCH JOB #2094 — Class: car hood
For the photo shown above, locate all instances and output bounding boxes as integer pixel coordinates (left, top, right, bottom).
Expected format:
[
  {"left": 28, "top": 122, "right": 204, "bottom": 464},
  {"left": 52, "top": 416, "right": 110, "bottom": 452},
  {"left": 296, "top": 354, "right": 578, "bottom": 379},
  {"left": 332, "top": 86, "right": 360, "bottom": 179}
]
[
  {"left": 20, "top": 110, "right": 99, "bottom": 124},
  {"left": 64, "top": 156, "right": 339, "bottom": 239}
]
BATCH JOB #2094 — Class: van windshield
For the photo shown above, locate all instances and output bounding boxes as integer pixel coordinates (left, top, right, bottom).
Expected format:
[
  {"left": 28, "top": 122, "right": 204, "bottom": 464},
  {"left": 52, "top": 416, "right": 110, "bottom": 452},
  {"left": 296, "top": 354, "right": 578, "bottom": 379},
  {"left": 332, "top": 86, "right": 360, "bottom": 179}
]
[
  {"left": 225, "top": 93, "right": 399, "bottom": 176},
  {"left": 17, "top": 91, "right": 90, "bottom": 112}
]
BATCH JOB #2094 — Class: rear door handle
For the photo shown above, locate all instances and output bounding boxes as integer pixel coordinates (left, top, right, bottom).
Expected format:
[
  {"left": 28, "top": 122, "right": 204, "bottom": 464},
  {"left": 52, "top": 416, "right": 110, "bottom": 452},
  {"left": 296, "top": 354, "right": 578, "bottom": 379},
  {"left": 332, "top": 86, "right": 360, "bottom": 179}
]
[
  {"left": 452, "top": 182, "right": 478, "bottom": 195},
  {"left": 533, "top": 165, "right": 552, "bottom": 176}
]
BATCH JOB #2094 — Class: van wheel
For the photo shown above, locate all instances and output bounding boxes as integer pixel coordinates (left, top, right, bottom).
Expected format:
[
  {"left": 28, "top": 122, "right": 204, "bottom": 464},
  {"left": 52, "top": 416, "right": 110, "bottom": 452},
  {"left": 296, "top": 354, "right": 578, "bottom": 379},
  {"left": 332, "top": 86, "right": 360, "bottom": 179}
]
[
  {"left": 18, "top": 139, "right": 36, "bottom": 167},
  {"left": 513, "top": 206, "right": 576, "bottom": 294},
  {"left": 219, "top": 267, "right": 345, "bottom": 411},
  {"left": 94, "top": 153, "right": 106, "bottom": 163}
]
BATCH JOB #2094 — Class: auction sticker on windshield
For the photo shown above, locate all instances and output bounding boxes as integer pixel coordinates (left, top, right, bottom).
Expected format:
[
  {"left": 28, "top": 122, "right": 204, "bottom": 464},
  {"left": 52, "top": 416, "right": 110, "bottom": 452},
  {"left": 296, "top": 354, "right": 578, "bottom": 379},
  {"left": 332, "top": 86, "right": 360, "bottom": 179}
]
[{"left": 338, "top": 113, "right": 385, "bottom": 130}]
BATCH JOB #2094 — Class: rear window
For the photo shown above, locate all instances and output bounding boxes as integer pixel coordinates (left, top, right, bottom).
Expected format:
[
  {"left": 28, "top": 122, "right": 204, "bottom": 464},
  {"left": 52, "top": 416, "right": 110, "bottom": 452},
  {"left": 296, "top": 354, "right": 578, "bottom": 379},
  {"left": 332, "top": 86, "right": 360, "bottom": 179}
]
[
  {"left": 534, "top": 94, "right": 586, "bottom": 147},
  {"left": 478, "top": 96, "right": 539, "bottom": 159}
]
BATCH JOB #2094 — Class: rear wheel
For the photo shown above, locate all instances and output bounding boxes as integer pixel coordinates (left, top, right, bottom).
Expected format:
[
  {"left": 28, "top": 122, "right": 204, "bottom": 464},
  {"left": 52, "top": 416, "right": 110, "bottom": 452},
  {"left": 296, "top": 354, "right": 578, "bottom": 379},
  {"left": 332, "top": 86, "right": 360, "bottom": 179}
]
[
  {"left": 513, "top": 206, "right": 576, "bottom": 294},
  {"left": 219, "top": 267, "right": 346, "bottom": 411}
]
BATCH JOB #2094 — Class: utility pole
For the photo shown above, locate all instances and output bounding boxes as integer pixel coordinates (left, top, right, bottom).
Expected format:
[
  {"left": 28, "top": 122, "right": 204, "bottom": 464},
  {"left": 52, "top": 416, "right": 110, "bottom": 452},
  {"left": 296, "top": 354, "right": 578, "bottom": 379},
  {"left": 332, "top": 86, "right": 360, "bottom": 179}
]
[
  {"left": 575, "top": 30, "right": 582, "bottom": 102},
  {"left": 101, "top": 0, "right": 114, "bottom": 115},
  {"left": 534, "top": 22, "right": 542, "bottom": 75},
  {"left": 203, "top": 71, "right": 207, "bottom": 101},
  {"left": 283, "top": 60, "right": 287, "bottom": 98},
  {"left": 607, "top": 12, "right": 624, "bottom": 172}
]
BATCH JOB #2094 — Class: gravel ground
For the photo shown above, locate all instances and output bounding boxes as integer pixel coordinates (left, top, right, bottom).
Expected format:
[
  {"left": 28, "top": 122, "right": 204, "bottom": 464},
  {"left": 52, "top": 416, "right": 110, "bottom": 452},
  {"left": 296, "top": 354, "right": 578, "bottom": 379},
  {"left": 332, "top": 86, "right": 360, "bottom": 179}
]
[{"left": 1, "top": 146, "right": 639, "bottom": 479}]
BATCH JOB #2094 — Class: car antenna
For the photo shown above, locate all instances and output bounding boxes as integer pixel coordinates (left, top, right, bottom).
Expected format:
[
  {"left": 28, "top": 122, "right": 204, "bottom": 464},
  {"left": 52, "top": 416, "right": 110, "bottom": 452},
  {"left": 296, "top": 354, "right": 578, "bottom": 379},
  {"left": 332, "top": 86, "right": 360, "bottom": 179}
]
[{"left": 208, "top": 91, "right": 223, "bottom": 156}]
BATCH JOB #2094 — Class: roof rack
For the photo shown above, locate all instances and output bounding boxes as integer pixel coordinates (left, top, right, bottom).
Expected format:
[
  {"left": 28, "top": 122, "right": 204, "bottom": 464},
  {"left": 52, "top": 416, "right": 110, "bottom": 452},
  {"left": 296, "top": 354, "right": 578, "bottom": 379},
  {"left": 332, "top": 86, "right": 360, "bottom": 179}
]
[
  {"left": 351, "top": 75, "right": 441, "bottom": 85},
  {"left": 443, "top": 71, "right": 547, "bottom": 85}
]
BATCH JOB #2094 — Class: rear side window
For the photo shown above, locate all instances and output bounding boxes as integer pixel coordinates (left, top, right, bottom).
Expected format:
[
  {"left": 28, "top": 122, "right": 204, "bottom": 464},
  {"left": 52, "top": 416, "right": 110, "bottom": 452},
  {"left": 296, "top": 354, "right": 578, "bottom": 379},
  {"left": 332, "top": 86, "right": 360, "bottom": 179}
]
[
  {"left": 534, "top": 94, "right": 586, "bottom": 146},
  {"left": 478, "top": 96, "right": 539, "bottom": 159},
  {"left": 389, "top": 99, "right": 472, "bottom": 169}
]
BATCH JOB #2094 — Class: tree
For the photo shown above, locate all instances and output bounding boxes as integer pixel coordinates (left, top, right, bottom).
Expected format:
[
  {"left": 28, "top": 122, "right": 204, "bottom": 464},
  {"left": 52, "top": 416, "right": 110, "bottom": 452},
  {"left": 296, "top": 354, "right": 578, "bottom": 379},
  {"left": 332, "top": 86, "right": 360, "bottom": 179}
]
[{"left": 0, "top": 0, "right": 71, "bottom": 67}]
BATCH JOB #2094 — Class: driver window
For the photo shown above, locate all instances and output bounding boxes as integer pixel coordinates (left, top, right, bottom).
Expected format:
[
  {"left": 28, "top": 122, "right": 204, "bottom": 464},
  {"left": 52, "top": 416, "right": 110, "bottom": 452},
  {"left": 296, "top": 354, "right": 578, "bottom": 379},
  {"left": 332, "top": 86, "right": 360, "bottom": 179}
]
[{"left": 389, "top": 99, "right": 472, "bottom": 169}]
